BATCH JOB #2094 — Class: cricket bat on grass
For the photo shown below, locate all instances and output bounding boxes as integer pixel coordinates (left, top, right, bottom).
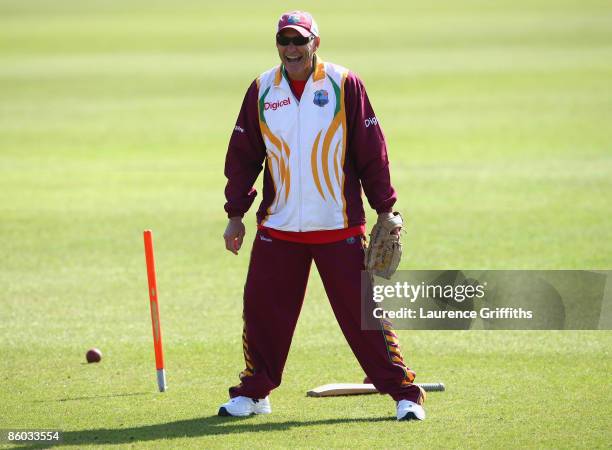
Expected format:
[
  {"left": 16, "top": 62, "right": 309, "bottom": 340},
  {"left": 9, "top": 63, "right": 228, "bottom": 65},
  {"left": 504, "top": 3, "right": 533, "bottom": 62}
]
[{"left": 307, "top": 382, "right": 445, "bottom": 397}]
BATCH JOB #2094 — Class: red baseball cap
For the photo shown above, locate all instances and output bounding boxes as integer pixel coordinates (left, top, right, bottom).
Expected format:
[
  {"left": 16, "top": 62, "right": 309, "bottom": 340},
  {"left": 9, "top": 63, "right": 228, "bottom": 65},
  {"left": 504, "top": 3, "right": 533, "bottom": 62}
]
[{"left": 277, "top": 11, "right": 319, "bottom": 37}]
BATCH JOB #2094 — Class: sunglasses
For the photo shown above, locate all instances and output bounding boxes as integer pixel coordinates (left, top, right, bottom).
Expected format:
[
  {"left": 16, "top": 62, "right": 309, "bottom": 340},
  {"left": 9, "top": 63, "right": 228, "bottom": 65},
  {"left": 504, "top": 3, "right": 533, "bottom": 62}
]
[{"left": 276, "top": 34, "right": 315, "bottom": 46}]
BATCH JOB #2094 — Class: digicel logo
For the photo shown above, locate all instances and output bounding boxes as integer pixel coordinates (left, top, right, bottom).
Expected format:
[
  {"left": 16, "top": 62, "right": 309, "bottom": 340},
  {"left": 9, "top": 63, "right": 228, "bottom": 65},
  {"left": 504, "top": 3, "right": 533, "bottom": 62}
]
[{"left": 264, "top": 97, "right": 291, "bottom": 111}]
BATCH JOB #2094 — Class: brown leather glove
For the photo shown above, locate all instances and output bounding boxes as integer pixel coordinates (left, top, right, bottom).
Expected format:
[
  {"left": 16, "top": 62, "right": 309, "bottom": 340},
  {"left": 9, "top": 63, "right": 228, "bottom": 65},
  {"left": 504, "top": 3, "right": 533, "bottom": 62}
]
[{"left": 364, "top": 212, "right": 403, "bottom": 279}]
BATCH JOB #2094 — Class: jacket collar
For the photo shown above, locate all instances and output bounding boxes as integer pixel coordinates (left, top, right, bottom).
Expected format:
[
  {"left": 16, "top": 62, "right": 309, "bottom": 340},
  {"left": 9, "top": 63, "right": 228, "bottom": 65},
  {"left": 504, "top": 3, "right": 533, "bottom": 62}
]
[
  {"left": 312, "top": 54, "right": 326, "bottom": 81},
  {"left": 274, "top": 54, "right": 325, "bottom": 87}
]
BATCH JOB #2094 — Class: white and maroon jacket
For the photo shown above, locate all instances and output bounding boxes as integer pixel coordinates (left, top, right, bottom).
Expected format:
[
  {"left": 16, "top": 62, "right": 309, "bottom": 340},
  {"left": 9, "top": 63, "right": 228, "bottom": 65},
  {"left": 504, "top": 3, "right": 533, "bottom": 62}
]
[{"left": 224, "top": 56, "right": 396, "bottom": 232}]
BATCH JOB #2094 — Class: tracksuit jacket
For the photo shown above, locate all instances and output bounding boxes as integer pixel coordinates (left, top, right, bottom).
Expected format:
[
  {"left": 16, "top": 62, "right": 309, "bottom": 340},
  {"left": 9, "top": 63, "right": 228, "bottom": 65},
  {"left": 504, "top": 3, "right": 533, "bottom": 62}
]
[{"left": 224, "top": 56, "right": 397, "bottom": 230}]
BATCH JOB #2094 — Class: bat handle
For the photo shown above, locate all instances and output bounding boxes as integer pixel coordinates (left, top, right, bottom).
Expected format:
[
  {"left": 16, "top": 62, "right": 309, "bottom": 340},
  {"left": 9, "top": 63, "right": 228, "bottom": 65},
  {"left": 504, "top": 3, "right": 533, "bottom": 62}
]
[{"left": 417, "top": 382, "right": 445, "bottom": 392}]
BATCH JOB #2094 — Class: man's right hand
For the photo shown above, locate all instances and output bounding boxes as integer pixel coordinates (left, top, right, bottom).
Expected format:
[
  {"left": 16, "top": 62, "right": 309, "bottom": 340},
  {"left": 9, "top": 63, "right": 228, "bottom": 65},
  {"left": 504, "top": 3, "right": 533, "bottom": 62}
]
[{"left": 223, "top": 217, "right": 246, "bottom": 255}]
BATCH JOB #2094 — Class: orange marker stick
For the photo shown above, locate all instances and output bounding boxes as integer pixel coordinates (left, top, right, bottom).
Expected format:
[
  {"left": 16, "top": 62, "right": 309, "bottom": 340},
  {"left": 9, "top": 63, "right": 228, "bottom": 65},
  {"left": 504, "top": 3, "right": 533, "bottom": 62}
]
[{"left": 143, "top": 230, "right": 167, "bottom": 392}]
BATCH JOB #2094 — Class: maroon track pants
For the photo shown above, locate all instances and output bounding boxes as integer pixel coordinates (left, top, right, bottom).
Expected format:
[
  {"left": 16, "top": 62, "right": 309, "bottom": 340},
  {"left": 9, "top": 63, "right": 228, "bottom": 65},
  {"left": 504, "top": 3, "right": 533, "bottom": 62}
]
[{"left": 228, "top": 229, "right": 424, "bottom": 403}]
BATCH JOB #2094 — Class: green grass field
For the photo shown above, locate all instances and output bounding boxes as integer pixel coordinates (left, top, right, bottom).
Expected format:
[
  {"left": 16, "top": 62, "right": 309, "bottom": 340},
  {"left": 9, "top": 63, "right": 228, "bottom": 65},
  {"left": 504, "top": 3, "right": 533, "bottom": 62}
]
[{"left": 1, "top": 0, "right": 611, "bottom": 448}]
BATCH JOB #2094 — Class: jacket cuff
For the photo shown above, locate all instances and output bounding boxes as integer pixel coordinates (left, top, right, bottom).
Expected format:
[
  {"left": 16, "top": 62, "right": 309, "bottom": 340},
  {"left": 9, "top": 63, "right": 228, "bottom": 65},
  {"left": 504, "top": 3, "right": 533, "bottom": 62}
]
[{"left": 226, "top": 210, "right": 245, "bottom": 219}]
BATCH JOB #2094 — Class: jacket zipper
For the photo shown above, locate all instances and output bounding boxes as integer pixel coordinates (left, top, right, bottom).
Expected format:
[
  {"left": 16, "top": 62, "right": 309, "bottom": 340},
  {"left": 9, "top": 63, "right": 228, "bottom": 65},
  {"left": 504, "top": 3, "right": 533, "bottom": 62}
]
[
  {"left": 286, "top": 70, "right": 303, "bottom": 231},
  {"left": 297, "top": 97, "right": 302, "bottom": 231},
  {"left": 282, "top": 67, "right": 309, "bottom": 231}
]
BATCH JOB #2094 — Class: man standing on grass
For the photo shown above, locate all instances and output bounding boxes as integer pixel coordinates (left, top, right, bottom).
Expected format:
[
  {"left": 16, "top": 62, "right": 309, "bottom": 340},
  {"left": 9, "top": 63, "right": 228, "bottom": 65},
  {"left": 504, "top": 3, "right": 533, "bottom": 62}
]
[{"left": 220, "top": 11, "right": 426, "bottom": 421}]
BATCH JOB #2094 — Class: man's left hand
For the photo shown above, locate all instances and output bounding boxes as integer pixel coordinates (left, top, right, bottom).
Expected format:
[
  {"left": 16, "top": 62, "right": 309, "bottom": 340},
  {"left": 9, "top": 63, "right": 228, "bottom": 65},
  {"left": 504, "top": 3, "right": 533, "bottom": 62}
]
[{"left": 365, "top": 212, "right": 404, "bottom": 279}]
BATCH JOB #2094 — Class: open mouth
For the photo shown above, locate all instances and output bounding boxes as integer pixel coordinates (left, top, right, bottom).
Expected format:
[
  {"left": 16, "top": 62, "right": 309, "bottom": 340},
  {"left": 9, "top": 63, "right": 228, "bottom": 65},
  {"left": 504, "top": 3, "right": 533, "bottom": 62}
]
[{"left": 285, "top": 55, "right": 302, "bottom": 64}]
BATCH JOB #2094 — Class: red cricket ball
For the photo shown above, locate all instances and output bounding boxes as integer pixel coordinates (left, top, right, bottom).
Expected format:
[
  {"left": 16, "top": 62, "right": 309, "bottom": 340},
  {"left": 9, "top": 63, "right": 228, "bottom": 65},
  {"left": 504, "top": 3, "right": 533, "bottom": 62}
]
[{"left": 86, "top": 348, "right": 102, "bottom": 363}]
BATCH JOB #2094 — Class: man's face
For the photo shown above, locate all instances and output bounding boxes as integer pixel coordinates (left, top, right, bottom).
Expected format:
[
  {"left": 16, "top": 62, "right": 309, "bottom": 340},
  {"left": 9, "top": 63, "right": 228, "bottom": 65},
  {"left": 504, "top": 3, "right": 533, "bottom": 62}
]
[{"left": 276, "top": 28, "right": 320, "bottom": 81}]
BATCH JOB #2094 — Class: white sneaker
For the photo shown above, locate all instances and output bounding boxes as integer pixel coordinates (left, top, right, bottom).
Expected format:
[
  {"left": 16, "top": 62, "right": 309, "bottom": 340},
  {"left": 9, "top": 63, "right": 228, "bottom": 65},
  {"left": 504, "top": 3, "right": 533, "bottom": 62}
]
[
  {"left": 218, "top": 396, "right": 272, "bottom": 417},
  {"left": 397, "top": 400, "right": 426, "bottom": 421}
]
